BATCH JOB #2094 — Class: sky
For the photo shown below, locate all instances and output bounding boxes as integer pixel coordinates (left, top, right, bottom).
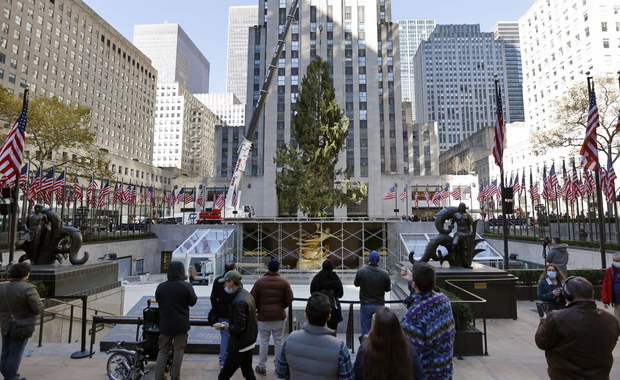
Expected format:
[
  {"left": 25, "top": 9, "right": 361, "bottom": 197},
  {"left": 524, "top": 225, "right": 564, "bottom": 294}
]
[{"left": 83, "top": 0, "right": 534, "bottom": 94}]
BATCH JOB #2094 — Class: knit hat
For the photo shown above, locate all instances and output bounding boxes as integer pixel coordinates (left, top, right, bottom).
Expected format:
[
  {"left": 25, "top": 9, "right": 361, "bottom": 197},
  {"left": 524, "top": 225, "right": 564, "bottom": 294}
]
[
  {"left": 369, "top": 250, "right": 380, "bottom": 263},
  {"left": 268, "top": 259, "right": 280, "bottom": 272},
  {"left": 322, "top": 259, "right": 334, "bottom": 272},
  {"left": 218, "top": 270, "right": 242, "bottom": 285}
]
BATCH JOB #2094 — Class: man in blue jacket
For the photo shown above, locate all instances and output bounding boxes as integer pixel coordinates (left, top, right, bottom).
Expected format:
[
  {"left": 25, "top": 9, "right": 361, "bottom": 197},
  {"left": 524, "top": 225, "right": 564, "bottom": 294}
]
[{"left": 155, "top": 261, "right": 197, "bottom": 380}]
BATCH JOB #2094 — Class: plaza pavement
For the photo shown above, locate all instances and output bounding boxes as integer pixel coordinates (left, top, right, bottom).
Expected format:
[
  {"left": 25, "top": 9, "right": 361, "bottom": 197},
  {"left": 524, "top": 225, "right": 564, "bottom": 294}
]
[{"left": 11, "top": 282, "right": 620, "bottom": 379}]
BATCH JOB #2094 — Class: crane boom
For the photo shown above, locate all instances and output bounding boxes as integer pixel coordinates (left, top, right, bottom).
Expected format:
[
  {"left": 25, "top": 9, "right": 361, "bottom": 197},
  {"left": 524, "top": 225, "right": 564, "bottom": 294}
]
[{"left": 224, "top": 0, "right": 301, "bottom": 218}]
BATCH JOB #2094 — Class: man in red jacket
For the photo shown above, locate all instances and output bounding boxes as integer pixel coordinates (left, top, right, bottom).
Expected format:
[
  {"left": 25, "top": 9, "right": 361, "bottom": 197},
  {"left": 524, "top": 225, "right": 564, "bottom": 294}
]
[
  {"left": 602, "top": 253, "right": 620, "bottom": 320},
  {"left": 250, "top": 259, "right": 294, "bottom": 376}
]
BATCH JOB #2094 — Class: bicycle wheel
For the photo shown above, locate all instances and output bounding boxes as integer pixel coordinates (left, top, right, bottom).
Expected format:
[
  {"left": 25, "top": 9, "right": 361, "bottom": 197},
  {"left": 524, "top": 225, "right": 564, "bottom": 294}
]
[{"left": 106, "top": 353, "right": 133, "bottom": 380}]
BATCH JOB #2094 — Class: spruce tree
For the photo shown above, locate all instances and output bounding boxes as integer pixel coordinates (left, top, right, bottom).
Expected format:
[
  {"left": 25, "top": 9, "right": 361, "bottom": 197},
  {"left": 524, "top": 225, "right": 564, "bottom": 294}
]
[{"left": 275, "top": 57, "right": 367, "bottom": 216}]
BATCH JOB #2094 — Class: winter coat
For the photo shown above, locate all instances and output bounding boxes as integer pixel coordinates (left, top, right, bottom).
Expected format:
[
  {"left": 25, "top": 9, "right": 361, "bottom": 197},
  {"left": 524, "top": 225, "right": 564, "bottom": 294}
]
[
  {"left": 227, "top": 287, "right": 258, "bottom": 352},
  {"left": 155, "top": 261, "right": 197, "bottom": 336},
  {"left": 250, "top": 272, "right": 293, "bottom": 321},
  {"left": 211, "top": 274, "right": 235, "bottom": 319},
  {"left": 547, "top": 244, "right": 569, "bottom": 275},
  {"left": 310, "top": 270, "right": 344, "bottom": 323},
  {"left": 535, "top": 300, "right": 620, "bottom": 380},
  {"left": 601, "top": 266, "right": 619, "bottom": 305},
  {"left": 0, "top": 279, "right": 44, "bottom": 336},
  {"left": 354, "top": 264, "right": 391, "bottom": 305},
  {"left": 537, "top": 278, "right": 565, "bottom": 310}
]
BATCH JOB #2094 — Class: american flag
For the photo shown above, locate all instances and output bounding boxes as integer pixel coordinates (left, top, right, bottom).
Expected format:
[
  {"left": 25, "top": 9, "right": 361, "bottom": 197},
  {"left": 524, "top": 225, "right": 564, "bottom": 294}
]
[
  {"left": 162, "top": 191, "right": 168, "bottom": 207},
  {"left": 580, "top": 83, "right": 600, "bottom": 171},
  {"left": 71, "top": 175, "right": 82, "bottom": 203},
  {"left": 413, "top": 186, "right": 419, "bottom": 208},
  {"left": 28, "top": 169, "right": 40, "bottom": 200},
  {"left": 0, "top": 95, "right": 28, "bottom": 183},
  {"left": 558, "top": 162, "right": 569, "bottom": 198},
  {"left": 486, "top": 180, "right": 498, "bottom": 199},
  {"left": 197, "top": 187, "right": 205, "bottom": 207},
  {"left": 521, "top": 170, "right": 526, "bottom": 195},
  {"left": 129, "top": 185, "right": 137, "bottom": 204},
  {"left": 492, "top": 83, "right": 505, "bottom": 171},
  {"left": 542, "top": 168, "right": 551, "bottom": 200},
  {"left": 605, "top": 157, "right": 616, "bottom": 203},
  {"left": 431, "top": 186, "right": 441, "bottom": 206},
  {"left": 113, "top": 183, "right": 122, "bottom": 204},
  {"left": 450, "top": 187, "right": 461, "bottom": 200},
  {"left": 569, "top": 161, "right": 581, "bottom": 201},
  {"left": 441, "top": 185, "right": 450, "bottom": 200},
  {"left": 213, "top": 193, "right": 225, "bottom": 209},
  {"left": 86, "top": 176, "right": 97, "bottom": 206},
  {"left": 176, "top": 187, "right": 186, "bottom": 204},
  {"left": 513, "top": 173, "right": 521, "bottom": 194},
  {"left": 139, "top": 187, "right": 146, "bottom": 204},
  {"left": 463, "top": 186, "right": 471, "bottom": 195},
  {"left": 599, "top": 167, "right": 608, "bottom": 202},
  {"left": 54, "top": 170, "right": 65, "bottom": 204},
  {"left": 122, "top": 183, "right": 131, "bottom": 203},
  {"left": 424, "top": 186, "right": 431, "bottom": 204},
  {"left": 399, "top": 185, "right": 408, "bottom": 202},
  {"left": 382, "top": 185, "right": 396, "bottom": 200},
  {"left": 167, "top": 189, "right": 176, "bottom": 208},
  {"left": 19, "top": 163, "right": 29, "bottom": 188},
  {"left": 231, "top": 189, "right": 238, "bottom": 208},
  {"left": 183, "top": 188, "right": 195, "bottom": 205},
  {"left": 97, "top": 180, "right": 110, "bottom": 208},
  {"left": 477, "top": 185, "right": 485, "bottom": 203},
  {"left": 549, "top": 164, "right": 558, "bottom": 193},
  {"left": 529, "top": 169, "right": 540, "bottom": 201},
  {"left": 583, "top": 169, "right": 595, "bottom": 195},
  {"left": 40, "top": 169, "right": 54, "bottom": 193}
]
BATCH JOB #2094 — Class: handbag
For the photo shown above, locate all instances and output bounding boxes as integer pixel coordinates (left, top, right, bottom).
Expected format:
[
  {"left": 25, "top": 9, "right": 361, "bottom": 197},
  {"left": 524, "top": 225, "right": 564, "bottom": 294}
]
[{"left": 3, "top": 285, "right": 36, "bottom": 339}]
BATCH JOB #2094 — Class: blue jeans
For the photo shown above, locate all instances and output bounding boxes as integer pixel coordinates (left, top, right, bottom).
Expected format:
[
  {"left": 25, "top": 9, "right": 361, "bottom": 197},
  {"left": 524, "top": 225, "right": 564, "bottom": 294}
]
[
  {"left": 219, "top": 317, "right": 230, "bottom": 365},
  {"left": 360, "top": 304, "right": 381, "bottom": 337},
  {"left": 1, "top": 334, "right": 28, "bottom": 380}
]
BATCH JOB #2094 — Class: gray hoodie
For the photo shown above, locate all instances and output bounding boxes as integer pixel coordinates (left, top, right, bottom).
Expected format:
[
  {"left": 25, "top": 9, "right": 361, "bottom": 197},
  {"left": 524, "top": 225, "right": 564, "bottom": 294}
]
[{"left": 547, "top": 244, "right": 569, "bottom": 275}]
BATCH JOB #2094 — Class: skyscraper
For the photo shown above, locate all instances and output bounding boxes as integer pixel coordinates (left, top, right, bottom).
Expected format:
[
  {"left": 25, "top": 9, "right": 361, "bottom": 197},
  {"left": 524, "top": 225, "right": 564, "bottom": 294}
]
[
  {"left": 227, "top": 6, "right": 258, "bottom": 102},
  {"left": 245, "top": 0, "right": 404, "bottom": 217},
  {"left": 492, "top": 22, "right": 524, "bottom": 123},
  {"left": 414, "top": 24, "right": 510, "bottom": 152},
  {"left": 133, "top": 23, "right": 210, "bottom": 94},
  {"left": 134, "top": 24, "right": 217, "bottom": 177},
  {"left": 397, "top": 19, "right": 435, "bottom": 106}
]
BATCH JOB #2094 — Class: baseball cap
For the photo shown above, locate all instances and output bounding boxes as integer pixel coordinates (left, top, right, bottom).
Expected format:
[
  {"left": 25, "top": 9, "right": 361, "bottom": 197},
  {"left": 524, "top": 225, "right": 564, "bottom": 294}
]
[
  {"left": 268, "top": 258, "right": 280, "bottom": 272},
  {"left": 218, "top": 270, "right": 242, "bottom": 284},
  {"left": 369, "top": 250, "right": 380, "bottom": 263}
]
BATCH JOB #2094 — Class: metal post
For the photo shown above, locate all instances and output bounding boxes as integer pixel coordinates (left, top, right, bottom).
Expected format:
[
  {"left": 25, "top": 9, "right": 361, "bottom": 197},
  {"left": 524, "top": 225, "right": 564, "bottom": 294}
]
[{"left": 70, "top": 295, "right": 91, "bottom": 359}]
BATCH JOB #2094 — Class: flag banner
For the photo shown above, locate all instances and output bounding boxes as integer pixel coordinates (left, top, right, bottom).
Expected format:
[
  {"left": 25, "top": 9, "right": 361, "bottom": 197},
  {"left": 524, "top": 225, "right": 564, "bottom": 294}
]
[
  {"left": 413, "top": 186, "right": 419, "bottom": 208},
  {"left": 197, "top": 187, "right": 205, "bottom": 207},
  {"left": 19, "top": 163, "right": 29, "bottom": 188},
  {"left": 98, "top": 180, "right": 110, "bottom": 208},
  {"left": 431, "top": 186, "right": 441, "bottom": 206},
  {"left": 214, "top": 193, "right": 225, "bottom": 209},
  {"left": 53, "top": 170, "right": 65, "bottom": 201},
  {"left": 399, "top": 185, "right": 407, "bottom": 202},
  {"left": 382, "top": 185, "right": 396, "bottom": 200},
  {"left": 463, "top": 186, "right": 471, "bottom": 195},
  {"left": 0, "top": 95, "right": 28, "bottom": 183},
  {"left": 492, "top": 83, "right": 505, "bottom": 171},
  {"left": 580, "top": 83, "right": 600, "bottom": 170},
  {"left": 450, "top": 187, "right": 461, "bottom": 200}
]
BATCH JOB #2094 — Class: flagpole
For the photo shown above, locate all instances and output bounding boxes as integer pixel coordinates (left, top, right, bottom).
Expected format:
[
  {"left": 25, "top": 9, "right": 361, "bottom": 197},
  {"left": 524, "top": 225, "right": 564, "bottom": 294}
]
[
  {"left": 7, "top": 88, "right": 29, "bottom": 265},
  {"left": 405, "top": 185, "right": 410, "bottom": 218},
  {"left": 393, "top": 183, "right": 398, "bottom": 218},
  {"left": 587, "top": 74, "right": 607, "bottom": 267},
  {"left": 494, "top": 76, "right": 510, "bottom": 270}
]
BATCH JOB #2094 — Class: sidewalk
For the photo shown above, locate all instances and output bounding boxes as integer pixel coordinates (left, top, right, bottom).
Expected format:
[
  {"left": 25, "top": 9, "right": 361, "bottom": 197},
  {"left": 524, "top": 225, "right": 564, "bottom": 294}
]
[{"left": 15, "top": 300, "right": 620, "bottom": 380}]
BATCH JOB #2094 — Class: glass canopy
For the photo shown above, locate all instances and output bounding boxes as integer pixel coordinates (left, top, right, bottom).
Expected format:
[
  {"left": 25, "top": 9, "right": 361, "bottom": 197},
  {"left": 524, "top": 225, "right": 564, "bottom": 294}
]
[{"left": 172, "top": 228, "right": 234, "bottom": 257}]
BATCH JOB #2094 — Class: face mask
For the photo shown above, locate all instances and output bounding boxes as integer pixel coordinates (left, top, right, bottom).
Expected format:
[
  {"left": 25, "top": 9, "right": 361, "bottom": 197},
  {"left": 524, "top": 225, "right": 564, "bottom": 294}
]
[
  {"left": 224, "top": 286, "right": 234, "bottom": 294},
  {"left": 547, "top": 271, "right": 557, "bottom": 279},
  {"left": 613, "top": 262, "right": 620, "bottom": 269}
]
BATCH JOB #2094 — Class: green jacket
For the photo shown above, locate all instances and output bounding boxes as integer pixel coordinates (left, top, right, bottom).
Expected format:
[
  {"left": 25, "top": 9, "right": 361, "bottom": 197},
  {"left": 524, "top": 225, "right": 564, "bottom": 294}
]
[{"left": 0, "top": 279, "right": 44, "bottom": 335}]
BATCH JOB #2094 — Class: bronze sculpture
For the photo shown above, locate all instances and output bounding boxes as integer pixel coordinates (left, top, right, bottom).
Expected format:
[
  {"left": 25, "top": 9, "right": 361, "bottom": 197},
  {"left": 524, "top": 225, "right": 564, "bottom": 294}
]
[
  {"left": 17, "top": 205, "right": 88, "bottom": 265},
  {"left": 410, "top": 203, "right": 484, "bottom": 268},
  {"left": 294, "top": 223, "right": 339, "bottom": 270}
]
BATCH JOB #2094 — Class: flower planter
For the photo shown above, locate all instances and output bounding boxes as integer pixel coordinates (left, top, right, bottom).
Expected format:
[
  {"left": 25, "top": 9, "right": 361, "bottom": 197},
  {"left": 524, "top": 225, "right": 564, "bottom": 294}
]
[{"left": 453, "top": 324, "right": 485, "bottom": 356}]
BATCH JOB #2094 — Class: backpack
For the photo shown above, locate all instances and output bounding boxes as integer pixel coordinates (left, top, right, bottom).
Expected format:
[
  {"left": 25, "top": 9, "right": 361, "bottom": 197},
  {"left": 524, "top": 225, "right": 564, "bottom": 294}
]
[{"left": 321, "top": 288, "right": 342, "bottom": 323}]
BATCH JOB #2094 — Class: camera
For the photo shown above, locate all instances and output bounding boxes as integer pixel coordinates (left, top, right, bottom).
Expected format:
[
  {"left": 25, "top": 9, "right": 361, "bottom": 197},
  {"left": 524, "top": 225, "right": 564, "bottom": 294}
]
[{"left": 539, "top": 237, "right": 551, "bottom": 246}]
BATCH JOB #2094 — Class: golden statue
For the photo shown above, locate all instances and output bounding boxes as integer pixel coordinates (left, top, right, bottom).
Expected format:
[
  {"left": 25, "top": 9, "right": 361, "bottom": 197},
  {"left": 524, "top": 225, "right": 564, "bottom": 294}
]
[{"left": 294, "top": 223, "right": 339, "bottom": 270}]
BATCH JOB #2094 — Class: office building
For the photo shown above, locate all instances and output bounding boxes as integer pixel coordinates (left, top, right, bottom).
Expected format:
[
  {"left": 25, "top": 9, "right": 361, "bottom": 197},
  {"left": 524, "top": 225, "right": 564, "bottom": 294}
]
[
  {"left": 227, "top": 6, "right": 258, "bottom": 102},
  {"left": 133, "top": 23, "right": 210, "bottom": 94},
  {"left": 397, "top": 18, "right": 435, "bottom": 108},
  {"left": 414, "top": 24, "right": 511, "bottom": 152},
  {"left": 492, "top": 22, "right": 524, "bottom": 123}
]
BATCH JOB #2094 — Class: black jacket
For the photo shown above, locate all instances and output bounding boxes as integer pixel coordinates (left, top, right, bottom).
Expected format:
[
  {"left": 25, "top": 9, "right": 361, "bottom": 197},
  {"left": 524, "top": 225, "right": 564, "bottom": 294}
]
[
  {"left": 155, "top": 261, "right": 198, "bottom": 336},
  {"left": 210, "top": 274, "right": 235, "bottom": 319},
  {"left": 227, "top": 287, "right": 258, "bottom": 353},
  {"left": 310, "top": 270, "right": 344, "bottom": 323}
]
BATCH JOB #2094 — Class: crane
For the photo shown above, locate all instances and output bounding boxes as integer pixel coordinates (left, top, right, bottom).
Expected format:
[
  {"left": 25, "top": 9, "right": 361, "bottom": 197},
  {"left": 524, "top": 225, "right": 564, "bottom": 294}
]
[{"left": 223, "top": 0, "right": 301, "bottom": 218}]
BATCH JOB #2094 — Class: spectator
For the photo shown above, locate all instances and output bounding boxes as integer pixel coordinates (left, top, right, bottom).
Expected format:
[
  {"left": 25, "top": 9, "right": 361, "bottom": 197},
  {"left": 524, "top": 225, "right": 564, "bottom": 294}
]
[
  {"left": 215, "top": 270, "right": 258, "bottom": 380},
  {"left": 546, "top": 237, "right": 569, "bottom": 275},
  {"left": 310, "top": 259, "right": 344, "bottom": 334},
  {"left": 210, "top": 262, "right": 237, "bottom": 369},
  {"left": 276, "top": 292, "right": 353, "bottom": 380},
  {"left": 400, "top": 263, "right": 455, "bottom": 380},
  {"left": 154, "top": 261, "right": 198, "bottom": 380},
  {"left": 250, "top": 259, "right": 293, "bottom": 376},
  {"left": 537, "top": 263, "right": 566, "bottom": 312},
  {"left": 535, "top": 276, "right": 620, "bottom": 379},
  {"left": 602, "top": 253, "right": 620, "bottom": 320},
  {"left": 354, "top": 250, "right": 391, "bottom": 337},
  {"left": 353, "top": 306, "right": 426, "bottom": 380},
  {"left": 578, "top": 228, "right": 588, "bottom": 241},
  {"left": 0, "top": 262, "right": 44, "bottom": 380}
]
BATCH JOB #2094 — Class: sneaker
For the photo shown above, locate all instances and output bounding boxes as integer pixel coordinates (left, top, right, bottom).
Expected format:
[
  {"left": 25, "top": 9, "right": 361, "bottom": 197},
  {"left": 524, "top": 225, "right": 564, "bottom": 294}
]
[{"left": 255, "top": 366, "right": 267, "bottom": 376}]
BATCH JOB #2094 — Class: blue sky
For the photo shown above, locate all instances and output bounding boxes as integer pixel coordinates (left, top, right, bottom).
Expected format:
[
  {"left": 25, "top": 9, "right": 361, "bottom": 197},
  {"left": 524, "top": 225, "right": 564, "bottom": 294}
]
[{"left": 83, "top": 0, "right": 534, "bottom": 93}]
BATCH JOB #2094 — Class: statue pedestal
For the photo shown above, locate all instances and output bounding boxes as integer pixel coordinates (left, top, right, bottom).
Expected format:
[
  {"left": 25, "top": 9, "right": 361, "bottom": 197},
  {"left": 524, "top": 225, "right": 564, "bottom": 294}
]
[
  {"left": 395, "top": 261, "right": 518, "bottom": 319},
  {"left": 28, "top": 262, "right": 120, "bottom": 296}
]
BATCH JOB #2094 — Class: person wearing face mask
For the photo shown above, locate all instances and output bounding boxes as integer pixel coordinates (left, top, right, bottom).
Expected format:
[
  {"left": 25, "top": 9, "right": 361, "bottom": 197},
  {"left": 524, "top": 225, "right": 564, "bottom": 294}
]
[
  {"left": 537, "top": 263, "right": 566, "bottom": 312},
  {"left": 214, "top": 270, "right": 258, "bottom": 380},
  {"left": 602, "top": 253, "right": 620, "bottom": 320}
]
